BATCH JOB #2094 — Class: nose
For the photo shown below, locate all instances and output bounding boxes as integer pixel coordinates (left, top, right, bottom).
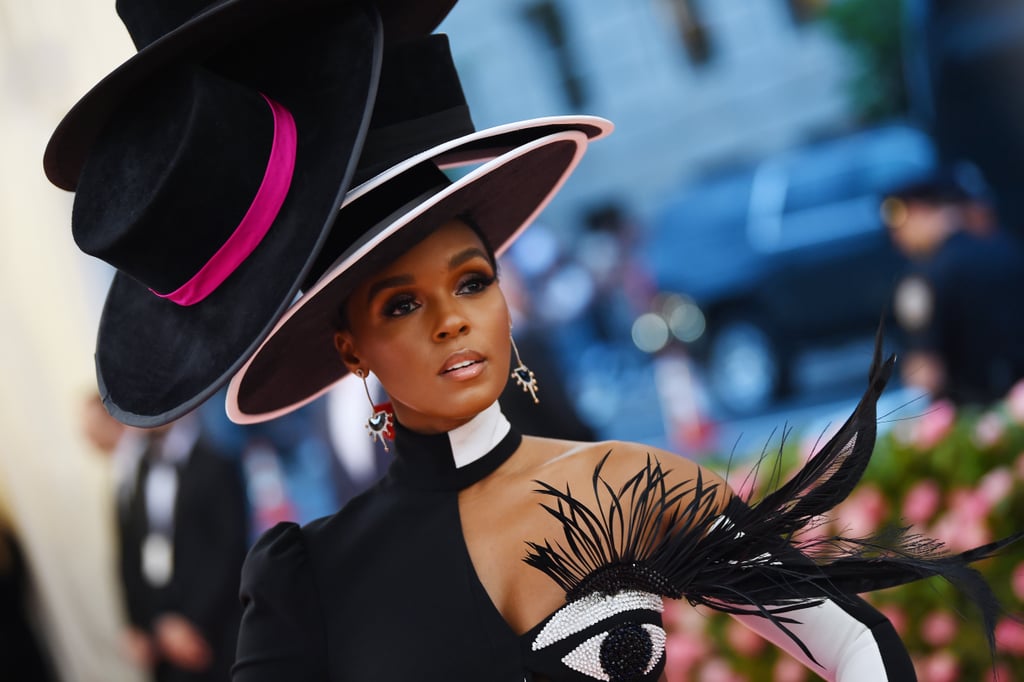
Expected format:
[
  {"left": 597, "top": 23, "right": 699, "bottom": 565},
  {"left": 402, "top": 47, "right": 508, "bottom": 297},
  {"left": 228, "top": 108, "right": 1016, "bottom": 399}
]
[{"left": 432, "top": 299, "right": 470, "bottom": 341}]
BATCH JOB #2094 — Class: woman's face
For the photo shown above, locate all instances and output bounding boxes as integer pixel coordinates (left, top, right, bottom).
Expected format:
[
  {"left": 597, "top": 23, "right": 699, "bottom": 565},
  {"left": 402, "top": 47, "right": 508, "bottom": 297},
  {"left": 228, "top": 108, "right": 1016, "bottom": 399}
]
[{"left": 335, "top": 219, "right": 511, "bottom": 434}]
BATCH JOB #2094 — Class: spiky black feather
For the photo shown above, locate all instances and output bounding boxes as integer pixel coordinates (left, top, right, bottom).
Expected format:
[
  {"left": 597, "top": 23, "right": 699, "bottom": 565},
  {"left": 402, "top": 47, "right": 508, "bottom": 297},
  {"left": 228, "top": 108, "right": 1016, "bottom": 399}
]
[{"left": 524, "top": 326, "right": 1021, "bottom": 662}]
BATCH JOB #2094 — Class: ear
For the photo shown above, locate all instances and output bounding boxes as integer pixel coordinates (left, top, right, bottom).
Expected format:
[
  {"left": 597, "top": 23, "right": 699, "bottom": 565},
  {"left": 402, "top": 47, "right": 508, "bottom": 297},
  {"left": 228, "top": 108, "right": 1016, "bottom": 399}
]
[{"left": 333, "top": 331, "right": 363, "bottom": 373}]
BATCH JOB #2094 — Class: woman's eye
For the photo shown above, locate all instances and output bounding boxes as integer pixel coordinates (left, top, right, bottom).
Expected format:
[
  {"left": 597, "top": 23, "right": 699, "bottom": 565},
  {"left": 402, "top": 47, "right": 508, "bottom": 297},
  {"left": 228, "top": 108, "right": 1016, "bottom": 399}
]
[
  {"left": 457, "top": 274, "right": 495, "bottom": 295},
  {"left": 383, "top": 295, "right": 419, "bottom": 317}
]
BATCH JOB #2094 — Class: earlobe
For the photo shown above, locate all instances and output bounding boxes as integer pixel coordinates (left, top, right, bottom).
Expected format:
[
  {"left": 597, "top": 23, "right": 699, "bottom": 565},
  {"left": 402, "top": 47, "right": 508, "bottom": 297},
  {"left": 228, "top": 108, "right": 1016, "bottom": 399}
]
[{"left": 333, "top": 331, "right": 361, "bottom": 371}]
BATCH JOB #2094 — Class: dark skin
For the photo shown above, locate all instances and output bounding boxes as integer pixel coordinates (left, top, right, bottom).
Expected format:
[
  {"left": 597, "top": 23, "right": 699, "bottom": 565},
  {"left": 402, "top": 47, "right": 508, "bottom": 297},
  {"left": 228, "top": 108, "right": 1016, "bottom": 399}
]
[{"left": 334, "top": 219, "right": 731, "bottom": 644}]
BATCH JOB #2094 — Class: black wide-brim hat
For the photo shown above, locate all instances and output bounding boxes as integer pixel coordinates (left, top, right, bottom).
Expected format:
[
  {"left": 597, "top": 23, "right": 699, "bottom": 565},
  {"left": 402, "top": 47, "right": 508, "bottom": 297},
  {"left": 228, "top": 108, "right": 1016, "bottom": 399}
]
[
  {"left": 57, "top": 1, "right": 385, "bottom": 427},
  {"left": 44, "top": 0, "right": 457, "bottom": 191},
  {"left": 226, "top": 129, "right": 598, "bottom": 424}
]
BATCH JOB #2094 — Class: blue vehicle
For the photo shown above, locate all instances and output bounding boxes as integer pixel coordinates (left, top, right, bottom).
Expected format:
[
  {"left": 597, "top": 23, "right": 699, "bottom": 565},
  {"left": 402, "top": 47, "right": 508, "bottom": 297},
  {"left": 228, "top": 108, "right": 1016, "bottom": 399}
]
[{"left": 641, "top": 123, "right": 938, "bottom": 414}]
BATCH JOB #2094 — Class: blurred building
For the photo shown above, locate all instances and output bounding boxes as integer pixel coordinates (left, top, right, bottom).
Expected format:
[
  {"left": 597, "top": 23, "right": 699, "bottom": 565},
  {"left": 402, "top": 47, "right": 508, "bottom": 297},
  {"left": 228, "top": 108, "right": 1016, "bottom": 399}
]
[{"left": 440, "top": 0, "right": 859, "bottom": 230}]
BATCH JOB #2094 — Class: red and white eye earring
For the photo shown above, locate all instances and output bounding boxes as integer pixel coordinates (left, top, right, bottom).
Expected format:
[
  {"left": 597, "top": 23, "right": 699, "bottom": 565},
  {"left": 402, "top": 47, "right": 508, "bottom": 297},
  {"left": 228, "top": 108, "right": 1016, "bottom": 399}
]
[
  {"left": 509, "top": 334, "right": 540, "bottom": 404},
  {"left": 357, "top": 369, "right": 394, "bottom": 451}
]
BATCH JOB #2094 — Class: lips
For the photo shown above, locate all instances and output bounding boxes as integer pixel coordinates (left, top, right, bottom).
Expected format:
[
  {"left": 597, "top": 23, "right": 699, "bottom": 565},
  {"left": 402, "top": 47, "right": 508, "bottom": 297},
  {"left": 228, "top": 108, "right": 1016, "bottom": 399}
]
[{"left": 440, "top": 349, "right": 485, "bottom": 375}]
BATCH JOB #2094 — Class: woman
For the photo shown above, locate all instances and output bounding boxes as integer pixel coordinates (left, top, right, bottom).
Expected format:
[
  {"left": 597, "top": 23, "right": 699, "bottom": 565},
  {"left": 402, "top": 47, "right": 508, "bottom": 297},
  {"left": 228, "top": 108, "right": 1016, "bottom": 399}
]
[
  {"left": 225, "top": 129, "right": 1013, "bottom": 681},
  {"left": 48, "top": 1, "right": 1006, "bottom": 678}
]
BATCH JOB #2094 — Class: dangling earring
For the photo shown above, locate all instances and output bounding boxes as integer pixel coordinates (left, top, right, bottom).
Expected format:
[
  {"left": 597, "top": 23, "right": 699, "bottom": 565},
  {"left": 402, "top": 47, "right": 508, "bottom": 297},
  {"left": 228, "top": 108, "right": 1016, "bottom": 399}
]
[
  {"left": 357, "top": 369, "right": 393, "bottom": 452},
  {"left": 509, "top": 334, "right": 540, "bottom": 404}
]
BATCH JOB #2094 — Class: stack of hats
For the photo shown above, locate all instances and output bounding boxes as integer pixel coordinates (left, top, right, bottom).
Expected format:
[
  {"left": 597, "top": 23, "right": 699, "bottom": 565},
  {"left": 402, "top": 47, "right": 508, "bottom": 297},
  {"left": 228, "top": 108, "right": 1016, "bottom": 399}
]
[{"left": 45, "top": 0, "right": 612, "bottom": 427}]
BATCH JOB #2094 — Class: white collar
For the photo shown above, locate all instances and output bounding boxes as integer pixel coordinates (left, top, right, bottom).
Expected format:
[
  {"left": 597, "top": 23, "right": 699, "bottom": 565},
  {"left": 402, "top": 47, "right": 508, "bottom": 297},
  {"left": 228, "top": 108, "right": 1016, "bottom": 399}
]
[{"left": 448, "top": 401, "right": 511, "bottom": 469}]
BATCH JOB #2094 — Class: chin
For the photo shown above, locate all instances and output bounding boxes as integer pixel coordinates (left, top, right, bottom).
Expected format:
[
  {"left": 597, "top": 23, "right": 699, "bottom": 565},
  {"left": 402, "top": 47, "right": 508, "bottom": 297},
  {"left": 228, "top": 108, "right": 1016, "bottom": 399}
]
[{"left": 401, "top": 380, "right": 505, "bottom": 428}]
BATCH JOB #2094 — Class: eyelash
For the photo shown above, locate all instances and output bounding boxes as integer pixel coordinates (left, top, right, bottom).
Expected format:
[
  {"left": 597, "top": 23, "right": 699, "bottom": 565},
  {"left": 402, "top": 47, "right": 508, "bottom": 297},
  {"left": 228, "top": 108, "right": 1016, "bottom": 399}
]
[{"left": 381, "top": 272, "right": 496, "bottom": 318}]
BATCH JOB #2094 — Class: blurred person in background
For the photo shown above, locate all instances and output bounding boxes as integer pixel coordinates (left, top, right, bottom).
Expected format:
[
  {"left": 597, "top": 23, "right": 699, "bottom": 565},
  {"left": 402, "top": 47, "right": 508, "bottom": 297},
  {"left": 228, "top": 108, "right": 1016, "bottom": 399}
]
[
  {"left": 883, "top": 163, "right": 1024, "bottom": 405},
  {"left": 497, "top": 254, "right": 596, "bottom": 441},
  {"left": 903, "top": 0, "right": 1024, "bottom": 239},
  {"left": 0, "top": 497, "right": 56, "bottom": 681},
  {"left": 198, "top": 391, "right": 343, "bottom": 538},
  {"left": 82, "top": 394, "right": 249, "bottom": 682},
  {"left": 576, "top": 202, "right": 656, "bottom": 347}
]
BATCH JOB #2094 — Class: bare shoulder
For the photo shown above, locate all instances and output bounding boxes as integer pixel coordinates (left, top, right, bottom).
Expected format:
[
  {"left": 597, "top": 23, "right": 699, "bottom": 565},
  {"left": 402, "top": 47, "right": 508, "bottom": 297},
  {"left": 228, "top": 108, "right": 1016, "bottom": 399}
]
[{"left": 525, "top": 436, "right": 732, "bottom": 507}]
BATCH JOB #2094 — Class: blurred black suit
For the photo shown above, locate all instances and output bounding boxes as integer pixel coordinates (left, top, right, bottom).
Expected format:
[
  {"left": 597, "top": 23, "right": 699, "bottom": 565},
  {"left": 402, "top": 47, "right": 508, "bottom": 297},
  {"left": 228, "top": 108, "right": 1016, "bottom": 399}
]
[{"left": 120, "top": 427, "right": 249, "bottom": 682}]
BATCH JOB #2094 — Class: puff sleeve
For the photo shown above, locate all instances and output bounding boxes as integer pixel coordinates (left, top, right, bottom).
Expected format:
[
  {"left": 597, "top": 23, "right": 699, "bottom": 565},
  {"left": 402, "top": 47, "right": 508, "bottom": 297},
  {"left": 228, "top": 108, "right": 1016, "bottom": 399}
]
[{"left": 233, "top": 522, "right": 329, "bottom": 681}]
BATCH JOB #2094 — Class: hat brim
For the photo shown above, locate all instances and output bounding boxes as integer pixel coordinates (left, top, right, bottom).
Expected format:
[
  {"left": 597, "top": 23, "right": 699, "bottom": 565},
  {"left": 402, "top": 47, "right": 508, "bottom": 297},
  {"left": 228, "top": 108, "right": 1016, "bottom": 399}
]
[
  {"left": 226, "top": 130, "right": 590, "bottom": 424},
  {"left": 352, "top": 114, "right": 613, "bottom": 186},
  {"left": 94, "top": 2, "right": 382, "bottom": 427},
  {"left": 44, "top": 0, "right": 456, "bottom": 191},
  {"left": 303, "top": 114, "right": 612, "bottom": 289}
]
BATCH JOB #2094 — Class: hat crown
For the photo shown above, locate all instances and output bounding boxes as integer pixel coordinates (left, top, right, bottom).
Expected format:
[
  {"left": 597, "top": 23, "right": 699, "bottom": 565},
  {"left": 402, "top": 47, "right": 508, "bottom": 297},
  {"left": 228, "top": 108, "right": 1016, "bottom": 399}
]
[
  {"left": 356, "top": 33, "right": 474, "bottom": 182},
  {"left": 73, "top": 67, "right": 279, "bottom": 295},
  {"left": 116, "top": 0, "right": 220, "bottom": 49}
]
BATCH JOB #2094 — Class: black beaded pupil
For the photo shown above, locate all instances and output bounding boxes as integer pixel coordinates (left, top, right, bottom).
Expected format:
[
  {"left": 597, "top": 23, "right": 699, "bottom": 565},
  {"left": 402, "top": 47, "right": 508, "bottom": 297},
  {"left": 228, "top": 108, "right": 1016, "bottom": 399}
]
[{"left": 600, "top": 622, "right": 653, "bottom": 682}]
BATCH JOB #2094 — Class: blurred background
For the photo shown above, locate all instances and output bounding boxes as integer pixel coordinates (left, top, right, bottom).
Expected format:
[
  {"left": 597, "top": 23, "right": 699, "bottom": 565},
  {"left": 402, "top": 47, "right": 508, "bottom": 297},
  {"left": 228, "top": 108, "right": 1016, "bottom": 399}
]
[{"left": 3, "top": 0, "right": 1024, "bottom": 680}]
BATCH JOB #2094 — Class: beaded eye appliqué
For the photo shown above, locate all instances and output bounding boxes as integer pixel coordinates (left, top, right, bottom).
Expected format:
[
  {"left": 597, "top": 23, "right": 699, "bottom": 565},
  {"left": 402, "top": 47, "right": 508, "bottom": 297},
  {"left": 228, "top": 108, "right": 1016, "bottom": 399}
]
[{"left": 531, "top": 590, "right": 666, "bottom": 682}]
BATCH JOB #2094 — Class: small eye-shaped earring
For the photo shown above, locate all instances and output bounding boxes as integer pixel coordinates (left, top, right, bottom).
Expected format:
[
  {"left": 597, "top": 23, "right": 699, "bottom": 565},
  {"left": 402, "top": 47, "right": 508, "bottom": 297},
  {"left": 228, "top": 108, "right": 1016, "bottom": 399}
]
[
  {"left": 357, "top": 369, "right": 394, "bottom": 451},
  {"left": 509, "top": 334, "right": 539, "bottom": 404}
]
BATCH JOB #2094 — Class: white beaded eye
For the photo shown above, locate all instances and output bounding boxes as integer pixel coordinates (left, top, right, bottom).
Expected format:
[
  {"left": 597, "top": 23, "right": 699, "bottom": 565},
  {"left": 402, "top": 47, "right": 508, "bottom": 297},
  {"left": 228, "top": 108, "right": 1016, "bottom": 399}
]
[
  {"left": 533, "top": 591, "right": 664, "bottom": 650},
  {"left": 560, "top": 623, "right": 666, "bottom": 681}
]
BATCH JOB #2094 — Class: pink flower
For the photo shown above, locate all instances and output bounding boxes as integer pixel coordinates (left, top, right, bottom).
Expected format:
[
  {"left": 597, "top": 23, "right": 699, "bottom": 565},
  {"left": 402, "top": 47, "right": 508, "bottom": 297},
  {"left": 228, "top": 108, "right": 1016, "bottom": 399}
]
[
  {"left": 917, "top": 651, "right": 959, "bottom": 682},
  {"left": 661, "top": 598, "right": 686, "bottom": 630},
  {"left": 666, "top": 600, "right": 713, "bottom": 634},
  {"left": 836, "top": 484, "right": 888, "bottom": 537},
  {"left": 914, "top": 399, "right": 956, "bottom": 449},
  {"left": 902, "top": 479, "right": 942, "bottom": 525},
  {"left": 1013, "top": 562, "right": 1024, "bottom": 601},
  {"left": 724, "top": 619, "right": 766, "bottom": 657},
  {"left": 973, "top": 411, "right": 1007, "bottom": 448},
  {"left": 995, "top": 616, "right": 1024, "bottom": 655},
  {"left": 948, "top": 487, "right": 993, "bottom": 522},
  {"left": 920, "top": 610, "right": 958, "bottom": 647},
  {"left": 699, "top": 658, "right": 744, "bottom": 682},
  {"left": 773, "top": 656, "right": 808, "bottom": 682},
  {"left": 1007, "top": 378, "right": 1024, "bottom": 423},
  {"left": 930, "top": 509, "right": 992, "bottom": 552},
  {"left": 664, "top": 632, "right": 710, "bottom": 677},
  {"left": 877, "top": 604, "right": 908, "bottom": 636},
  {"left": 977, "top": 467, "right": 1014, "bottom": 506}
]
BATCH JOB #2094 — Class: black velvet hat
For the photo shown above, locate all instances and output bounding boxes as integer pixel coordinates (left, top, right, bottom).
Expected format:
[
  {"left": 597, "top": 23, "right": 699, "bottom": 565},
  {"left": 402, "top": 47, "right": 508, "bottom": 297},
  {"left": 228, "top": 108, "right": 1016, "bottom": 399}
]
[
  {"left": 57, "top": 1, "right": 385, "bottom": 427},
  {"left": 44, "top": 0, "right": 458, "bottom": 190},
  {"left": 226, "top": 128, "right": 601, "bottom": 424}
]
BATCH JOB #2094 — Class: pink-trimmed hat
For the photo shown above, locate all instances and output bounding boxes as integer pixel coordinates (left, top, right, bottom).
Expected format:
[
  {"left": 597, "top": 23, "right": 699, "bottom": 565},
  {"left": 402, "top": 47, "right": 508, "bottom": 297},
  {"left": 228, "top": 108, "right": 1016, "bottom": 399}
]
[
  {"left": 227, "top": 128, "right": 604, "bottom": 424},
  {"left": 44, "top": 0, "right": 458, "bottom": 191},
  {"left": 60, "top": 1, "right": 385, "bottom": 427}
]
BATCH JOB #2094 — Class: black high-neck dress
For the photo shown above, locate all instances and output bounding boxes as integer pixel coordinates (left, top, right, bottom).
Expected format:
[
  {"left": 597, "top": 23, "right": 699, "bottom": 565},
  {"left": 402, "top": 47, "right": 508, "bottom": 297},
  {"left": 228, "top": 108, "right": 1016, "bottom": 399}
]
[
  {"left": 233, "top": 421, "right": 567, "bottom": 680},
  {"left": 233, "top": 347, "right": 1014, "bottom": 681}
]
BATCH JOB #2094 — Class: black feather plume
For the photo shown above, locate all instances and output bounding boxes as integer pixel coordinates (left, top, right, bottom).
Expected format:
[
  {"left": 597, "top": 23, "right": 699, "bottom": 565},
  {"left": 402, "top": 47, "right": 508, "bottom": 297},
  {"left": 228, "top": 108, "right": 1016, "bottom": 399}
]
[{"left": 524, "top": 326, "right": 1021, "bottom": 661}]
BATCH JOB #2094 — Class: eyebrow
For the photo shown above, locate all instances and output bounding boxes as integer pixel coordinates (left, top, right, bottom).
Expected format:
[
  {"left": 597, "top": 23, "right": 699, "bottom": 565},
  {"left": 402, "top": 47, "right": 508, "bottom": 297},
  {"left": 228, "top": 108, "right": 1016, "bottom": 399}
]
[
  {"left": 365, "top": 274, "right": 414, "bottom": 304},
  {"left": 449, "top": 246, "right": 490, "bottom": 270},
  {"left": 364, "top": 248, "right": 492, "bottom": 304}
]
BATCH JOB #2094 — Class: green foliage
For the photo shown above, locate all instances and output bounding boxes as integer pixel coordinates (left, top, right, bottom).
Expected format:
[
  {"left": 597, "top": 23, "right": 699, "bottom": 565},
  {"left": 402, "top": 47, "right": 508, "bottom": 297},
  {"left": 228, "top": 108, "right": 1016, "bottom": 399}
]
[{"left": 820, "top": 0, "right": 908, "bottom": 123}]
